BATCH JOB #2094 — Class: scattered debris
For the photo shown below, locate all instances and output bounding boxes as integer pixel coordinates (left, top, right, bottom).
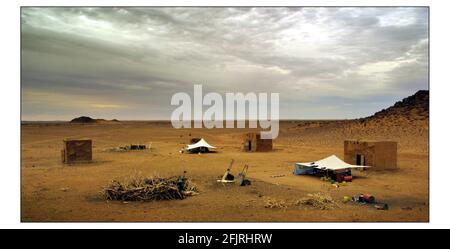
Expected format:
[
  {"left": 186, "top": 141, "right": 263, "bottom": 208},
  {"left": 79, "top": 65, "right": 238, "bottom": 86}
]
[
  {"left": 336, "top": 174, "right": 353, "bottom": 183},
  {"left": 270, "top": 174, "right": 285, "bottom": 178},
  {"left": 352, "top": 194, "right": 375, "bottom": 204},
  {"left": 103, "top": 172, "right": 198, "bottom": 201},
  {"left": 264, "top": 198, "right": 287, "bottom": 209},
  {"left": 331, "top": 183, "right": 339, "bottom": 188},
  {"left": 296, "top": 192, "right": 339, "bottom": 210},
  {"left": 320, "top": 176, "right": 332, "bottom": 181},
  {"left": 60, "top": 187, "right": 70, "bottom": 192},
  {"left": 108, "top": 143, "right": 152, "bottom": 152},
  {"left": 321, "top": 176, "right": 349, "bottom": 187},
  {"left": 346, "top": 193, "right": 389, "bottom": 211},
  {"left": 375, "top": 203, "right": 389, "bottom": 210}
]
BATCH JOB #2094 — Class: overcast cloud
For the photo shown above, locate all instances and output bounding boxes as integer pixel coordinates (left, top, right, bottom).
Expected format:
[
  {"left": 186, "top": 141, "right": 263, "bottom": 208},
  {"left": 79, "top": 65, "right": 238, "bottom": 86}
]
[{"left": 21, "top": 7, "right": 428, "bottom": 120}]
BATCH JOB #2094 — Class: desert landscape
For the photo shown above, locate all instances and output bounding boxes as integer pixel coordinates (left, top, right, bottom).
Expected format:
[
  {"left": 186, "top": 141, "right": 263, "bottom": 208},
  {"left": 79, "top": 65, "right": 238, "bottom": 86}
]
[{"left": 21, "top": 90, "right": 429, "bottom": 222}]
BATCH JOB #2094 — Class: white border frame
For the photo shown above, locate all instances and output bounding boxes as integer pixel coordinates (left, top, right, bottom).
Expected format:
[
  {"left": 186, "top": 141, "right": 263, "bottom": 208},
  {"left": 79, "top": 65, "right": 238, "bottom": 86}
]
[{"left": 2, "top": 0, "right": 449, "bottom": 228}]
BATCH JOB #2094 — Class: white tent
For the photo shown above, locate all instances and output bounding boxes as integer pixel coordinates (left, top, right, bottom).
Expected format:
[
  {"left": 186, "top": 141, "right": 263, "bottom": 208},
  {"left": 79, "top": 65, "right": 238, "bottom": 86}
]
[
  {"left": 295, "top": 155, "right": 369, "bottom": 171},
  {"left": 186, "top": 138, "right": 216, "bottom": 151}
]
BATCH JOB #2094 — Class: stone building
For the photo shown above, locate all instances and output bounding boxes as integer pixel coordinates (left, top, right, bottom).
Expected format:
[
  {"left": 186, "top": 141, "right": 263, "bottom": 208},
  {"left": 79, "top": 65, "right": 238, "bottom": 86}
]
[
  {"left": 243, "top": 133, "right": 272, "bottom": 152},
  {"left": 61, "top": 139, "right": 92, "bottom": 163},
  {"left": 344, "top": 140, "right": 397, "bottom": 170}
]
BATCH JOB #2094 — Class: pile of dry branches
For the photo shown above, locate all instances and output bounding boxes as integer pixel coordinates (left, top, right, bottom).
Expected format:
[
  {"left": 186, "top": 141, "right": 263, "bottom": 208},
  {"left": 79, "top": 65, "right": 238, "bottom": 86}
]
[
  {"left": 295, "top": 192, "right": 339, "bottom": 210},
  {"left": 103, "top": 174, "right": 198, "bottom": 201}
]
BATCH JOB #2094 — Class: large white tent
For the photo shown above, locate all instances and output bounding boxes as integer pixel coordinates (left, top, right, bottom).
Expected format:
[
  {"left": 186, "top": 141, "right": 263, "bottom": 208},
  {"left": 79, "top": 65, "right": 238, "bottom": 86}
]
[
  {"left": 294, "top": 155, "right": 369, "bottom": 175},
  {"left": 186, "top": 138, "right": 216, "bottom": 151}
]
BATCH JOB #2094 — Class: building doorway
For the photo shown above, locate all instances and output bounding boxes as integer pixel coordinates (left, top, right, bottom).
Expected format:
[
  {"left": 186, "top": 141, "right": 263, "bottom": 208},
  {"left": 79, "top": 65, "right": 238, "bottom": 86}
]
[
  {"left": 356, "top": 154, "right": 365, "bottom": 166},
  {"left": 244, "top": 140, "right": 252, "bottom": 151}
]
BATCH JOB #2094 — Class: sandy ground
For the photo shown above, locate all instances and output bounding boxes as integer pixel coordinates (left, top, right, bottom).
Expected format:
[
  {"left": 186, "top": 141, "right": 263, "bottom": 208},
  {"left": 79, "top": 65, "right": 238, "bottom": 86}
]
[{"left": 21, "top": 121, "right": 429, "bottom": 222}]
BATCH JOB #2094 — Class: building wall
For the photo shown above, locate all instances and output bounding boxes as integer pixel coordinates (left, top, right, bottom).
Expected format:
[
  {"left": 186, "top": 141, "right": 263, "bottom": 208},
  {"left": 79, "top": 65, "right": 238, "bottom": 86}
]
[
  {"left": 243, "top": 133, "right": 272, "bottom": 152},
  {"left": 344, "top": 140, "right": 397, "bottom": 170},
  {"left": 374, "top": 142, "right": 397, "bottom": 170},
  {"left": 344, "top": 140, "right": 375, "bottom": 166},
  {"left": 62, "top": 139, "right": 92, "bottom": 163}
]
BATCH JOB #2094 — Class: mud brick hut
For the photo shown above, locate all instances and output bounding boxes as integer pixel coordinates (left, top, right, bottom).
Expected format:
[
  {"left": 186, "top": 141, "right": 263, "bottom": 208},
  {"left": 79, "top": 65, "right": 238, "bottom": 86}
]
[
  {"left": 61, "top": 139, "right": 92, "bottom": 163},
  {"left": 243, "top": 133, "right": 272, "bottom": 152},
  {"left": 344, "top": 140, "right": 397, "bottom": 170}
]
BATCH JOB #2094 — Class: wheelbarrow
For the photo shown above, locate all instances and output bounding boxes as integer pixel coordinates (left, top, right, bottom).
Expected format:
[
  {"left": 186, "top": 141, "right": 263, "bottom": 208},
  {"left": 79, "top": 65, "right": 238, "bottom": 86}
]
[
  {"left": 238, "top": 165, "right": 251, "bottom": 186},
  {"left": 217, "top": 159, "right": 235, "bottom": 183}
]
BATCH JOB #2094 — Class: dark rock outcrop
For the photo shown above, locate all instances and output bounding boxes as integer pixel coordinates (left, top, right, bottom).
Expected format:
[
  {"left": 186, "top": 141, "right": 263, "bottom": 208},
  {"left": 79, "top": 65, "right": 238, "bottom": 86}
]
[
  {"left": 365, "top": 90, "right": 429, "bottom": 121},
  {"left": 70, "top": 116, "right": 96, "bottom": 123}
]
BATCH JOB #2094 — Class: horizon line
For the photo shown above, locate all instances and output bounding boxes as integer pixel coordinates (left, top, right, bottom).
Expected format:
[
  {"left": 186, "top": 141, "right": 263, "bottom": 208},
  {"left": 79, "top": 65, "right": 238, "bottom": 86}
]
[{"left": 21, "top": 118, "right": 360, "bottom": 122}]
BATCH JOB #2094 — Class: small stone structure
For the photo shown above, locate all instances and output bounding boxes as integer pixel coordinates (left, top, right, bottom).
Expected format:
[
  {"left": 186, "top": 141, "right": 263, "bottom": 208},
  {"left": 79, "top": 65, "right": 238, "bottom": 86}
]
[
  {"left": 344, "top": 140, "right": 397, "bottom": 170},
  {"left": 243, "top": 133, "right": 272, "bottom": 152},
  {"left": 61, "top": 139, "right": 92, "bottom": 163}
]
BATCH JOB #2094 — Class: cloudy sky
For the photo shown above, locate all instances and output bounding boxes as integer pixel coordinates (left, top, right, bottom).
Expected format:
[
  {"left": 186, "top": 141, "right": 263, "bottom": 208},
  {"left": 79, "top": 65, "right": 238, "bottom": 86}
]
[{"left": 21, "top": 7, "right": 428, "bottom": 120}]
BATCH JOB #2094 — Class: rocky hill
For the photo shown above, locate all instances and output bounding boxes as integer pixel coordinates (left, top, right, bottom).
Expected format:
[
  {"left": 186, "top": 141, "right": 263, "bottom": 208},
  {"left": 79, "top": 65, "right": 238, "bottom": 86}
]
[
  {"left": 364, "top": 90, "right": 429, "bottom": 122},
  {"left": 70, "top": 116, "right": 120, "bottom": 124}
]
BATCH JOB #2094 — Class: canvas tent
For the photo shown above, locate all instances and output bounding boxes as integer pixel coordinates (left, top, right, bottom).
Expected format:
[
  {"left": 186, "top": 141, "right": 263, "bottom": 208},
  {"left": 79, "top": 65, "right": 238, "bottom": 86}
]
[
  {"left": 184, "top": 138, "right": 216, "bottom": 153},
  {"left": 294, "top": 155, "right": 369, "bottom": 180}
]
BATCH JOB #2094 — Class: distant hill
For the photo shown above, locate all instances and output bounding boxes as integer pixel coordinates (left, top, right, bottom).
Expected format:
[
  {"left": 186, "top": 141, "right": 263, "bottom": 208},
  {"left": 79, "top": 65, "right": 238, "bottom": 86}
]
[
  {"left": 70, "top": 116, "right": 120, "bottom": 124},
  {"left": 363, "top": 90, "right": 429, "bottom": 122},
  {"left": 70, "top": 116, "right": 96, "bottom": 123}
]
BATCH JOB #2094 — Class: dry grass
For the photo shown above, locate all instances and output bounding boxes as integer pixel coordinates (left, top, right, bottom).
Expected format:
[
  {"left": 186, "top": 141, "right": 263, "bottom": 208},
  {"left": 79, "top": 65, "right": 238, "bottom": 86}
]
[
  {"left": 264, "top": 198, "right": 287, "bottom": 209},
  {"left": 295, "top": 192, "right": 339, "bottom": 210}
]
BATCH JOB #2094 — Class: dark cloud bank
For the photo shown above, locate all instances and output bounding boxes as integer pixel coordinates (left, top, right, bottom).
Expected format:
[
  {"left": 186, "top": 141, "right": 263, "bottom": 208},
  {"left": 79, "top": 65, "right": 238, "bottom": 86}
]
[{"left": 21, "top": 7, "right": 428, "bottom": 120}]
